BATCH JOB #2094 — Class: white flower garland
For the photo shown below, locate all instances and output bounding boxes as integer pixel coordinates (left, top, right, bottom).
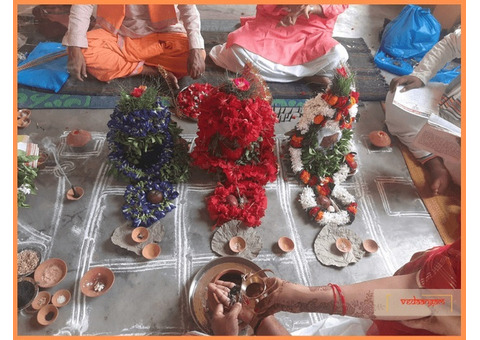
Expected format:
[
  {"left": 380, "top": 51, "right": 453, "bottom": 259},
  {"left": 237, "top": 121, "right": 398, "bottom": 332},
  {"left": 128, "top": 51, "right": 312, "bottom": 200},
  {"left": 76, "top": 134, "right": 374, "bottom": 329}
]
[
  {"left": 299, "top": 186, "right": 356, "bottom": 227},
  {"left": 288, "top": 79, "right": 359, "bottom": 227}
]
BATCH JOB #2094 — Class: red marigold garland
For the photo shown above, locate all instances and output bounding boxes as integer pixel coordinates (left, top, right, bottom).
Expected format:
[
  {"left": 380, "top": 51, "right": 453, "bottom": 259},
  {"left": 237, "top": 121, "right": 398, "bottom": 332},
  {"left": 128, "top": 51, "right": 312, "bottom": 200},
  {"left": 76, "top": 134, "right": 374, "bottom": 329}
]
[
  {"left": 190, "top": 65, "right": 278, "bottom": 227},
  {"left": 207, "top": 181, "right": 268, "bottom": 228}
]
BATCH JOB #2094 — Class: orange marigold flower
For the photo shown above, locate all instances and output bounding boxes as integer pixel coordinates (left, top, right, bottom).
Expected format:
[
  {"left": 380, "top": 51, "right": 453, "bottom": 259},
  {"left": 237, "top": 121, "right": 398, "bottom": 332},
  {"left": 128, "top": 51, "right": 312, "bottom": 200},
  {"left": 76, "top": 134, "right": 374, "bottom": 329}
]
[
  {"left": 299, "top": 170, "right": 311, "bottom": 184},
  {"left": 315, "top": 210, "right": 324, "bottom": 221},
  {"left": 314, "top": 115, "right": 325, "bottom": 125},
  {"left": 290, "top": 135, "right": 304, "bottom": 148},
  {"left": 328, "top": 95, "right": 339, "bottom": 106}
]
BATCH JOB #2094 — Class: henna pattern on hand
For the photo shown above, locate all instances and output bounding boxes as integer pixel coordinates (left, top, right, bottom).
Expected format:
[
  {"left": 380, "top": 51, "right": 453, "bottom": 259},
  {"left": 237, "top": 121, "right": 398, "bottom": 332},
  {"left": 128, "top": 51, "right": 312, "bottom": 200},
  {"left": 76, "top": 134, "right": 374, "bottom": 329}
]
[{"left": 344, "top": 290, "right": 376, "bottom": 319}]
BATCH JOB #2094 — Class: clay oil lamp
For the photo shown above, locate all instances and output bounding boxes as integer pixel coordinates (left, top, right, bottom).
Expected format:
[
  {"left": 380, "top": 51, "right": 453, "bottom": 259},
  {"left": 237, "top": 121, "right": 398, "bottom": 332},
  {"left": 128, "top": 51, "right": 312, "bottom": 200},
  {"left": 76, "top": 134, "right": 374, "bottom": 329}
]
[
  {"left": 131, "top": 227, "right": 149, "bottom": 243},
  {"left": 369, "top": 130, "right": 391, "bottom": 148},
  {"left": 66, "top": 129, "right": 92, "bottom": 148},
  {"left": 362, "top": 239, "right": 379, "bottom": 254},
  {"left": 278, "top": 236, "right": 295, "bottom": 253},
  {"left": 66, "top": 186, "right": 84, "bottom": 200},
  {"left": 229, "top": 236, "right": 246, "bottom": 253},
  {"left": 335, "top": 237, "right": 352, "bottom": 253},
  {"left": 142, "top": 243, "right": 161, "bottom": 260}
]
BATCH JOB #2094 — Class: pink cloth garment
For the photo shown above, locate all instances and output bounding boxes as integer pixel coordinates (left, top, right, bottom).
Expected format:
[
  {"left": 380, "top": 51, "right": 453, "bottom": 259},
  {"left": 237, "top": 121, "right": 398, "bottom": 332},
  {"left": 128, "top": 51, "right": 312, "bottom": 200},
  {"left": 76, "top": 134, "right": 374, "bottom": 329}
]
[{"left": 226, "top": 5, "right": 348, "bottom": 66}]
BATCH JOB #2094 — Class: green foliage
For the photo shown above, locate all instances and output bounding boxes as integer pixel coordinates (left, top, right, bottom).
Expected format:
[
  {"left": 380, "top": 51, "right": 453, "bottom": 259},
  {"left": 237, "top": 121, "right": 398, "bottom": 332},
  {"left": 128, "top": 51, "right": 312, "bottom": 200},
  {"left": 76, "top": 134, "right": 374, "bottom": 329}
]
[
  {"left": 301, "top": 129, "right": 353, "bottom": 178},
  {"left": 17, "top": 150, "right": 39, "bottom": 208},
  {"left": 331, "top": 69, "right": 356, "bottom": 97},
  {"left": 117, "top": 86, "right": 159, "bottom": 113}
]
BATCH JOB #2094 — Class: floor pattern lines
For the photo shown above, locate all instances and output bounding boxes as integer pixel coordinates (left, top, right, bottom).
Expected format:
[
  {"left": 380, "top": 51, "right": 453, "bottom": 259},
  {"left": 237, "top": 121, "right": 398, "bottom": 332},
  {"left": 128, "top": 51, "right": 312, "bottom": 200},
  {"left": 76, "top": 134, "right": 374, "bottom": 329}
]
[{"left": 70, "top": 161, "right": 112, "bottom": 334}]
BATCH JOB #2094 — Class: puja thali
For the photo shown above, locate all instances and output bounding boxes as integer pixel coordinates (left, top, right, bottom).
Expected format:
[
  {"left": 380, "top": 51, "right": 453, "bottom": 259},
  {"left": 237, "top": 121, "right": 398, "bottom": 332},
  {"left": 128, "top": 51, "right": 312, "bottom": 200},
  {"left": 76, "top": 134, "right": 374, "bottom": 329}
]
[{"left": 188, "top": 256, "right": 265, "bottom": 334}]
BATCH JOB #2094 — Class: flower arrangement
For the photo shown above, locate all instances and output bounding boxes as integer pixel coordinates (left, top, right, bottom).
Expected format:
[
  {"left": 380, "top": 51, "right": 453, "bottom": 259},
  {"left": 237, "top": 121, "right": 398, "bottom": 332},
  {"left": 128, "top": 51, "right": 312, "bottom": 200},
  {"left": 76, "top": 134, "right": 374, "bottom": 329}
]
[
  {"left": 207, "top": 181, "right": 267, "bottom": 227},
  {"left": 190, "top": 64, "right": 277, "bottom": 227},
  {"left": 288, "top": 65, "right": 359, "bottom": 227},
  {"left": 175, "top": 83, "right": 215, "bottom": 120},
  {"left": 122, "top": 180, "right": 178, "bottom": 228},
  {"left": 17, "top": 150, "right": 39, "bottom": 208},
  {"left": 107, "top": 85, "right": 190, "bottom": 227},
  {"left": 107, "top": 85, "right": 190, "bottom": 183}
]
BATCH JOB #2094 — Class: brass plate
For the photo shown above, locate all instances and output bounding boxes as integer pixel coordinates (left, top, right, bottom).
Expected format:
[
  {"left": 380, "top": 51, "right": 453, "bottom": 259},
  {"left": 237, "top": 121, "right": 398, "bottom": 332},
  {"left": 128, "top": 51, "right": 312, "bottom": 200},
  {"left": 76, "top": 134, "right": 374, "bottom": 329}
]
[{"left": 188, "top": 256, "right": 263, "bottom": 334}]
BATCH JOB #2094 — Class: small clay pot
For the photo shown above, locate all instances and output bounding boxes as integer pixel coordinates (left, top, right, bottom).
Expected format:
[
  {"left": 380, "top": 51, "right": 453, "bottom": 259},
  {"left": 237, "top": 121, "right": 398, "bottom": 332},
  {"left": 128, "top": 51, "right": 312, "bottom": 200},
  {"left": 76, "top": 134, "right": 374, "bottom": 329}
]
[
  {"left": 131, "top": 227, "right": 149, "bottom": 243},
  {"left": 66, "top": 129, "right": 92, "bottom": 147},
  {"left": 363, "top": 239, "right": 379, "bottom": 253},
  {"left": 146, "top": 190, "right": 164, "bottom": 204},
  {"left": 369, "top": 130, "right": 391, "bottom": 148},
  {"left": 52, "top": 289, "right": 71, "bottom": 307},
  {"left": 335, "top": 238, "right": 352, "bottom": 253},
  {"left": 316, "top": 195, "right": 331, "bottom": 209},
  {"left": 278, "top": 236, "right": 295, "bottom": 253},
  {"left": 17, "top": 117, "right": 31, "bottom": 129},
  {"left": 229, "top": 236, "right": 246, "bottom": 253},
  {"left": 17, "top": 109, "right": 31, "bottom": 119},
  {"left": 66, "top": 186, "right": 84, "bottom": 200},
  {"left": 80, "top": 267, "right": 115, "bottom": 297},
  {"left": 226, "top": 194, "right": 239, "bottom": 207},
  {"left": 142, "top": 243, "right": 161, "bottom": 260},
  {"left": 31, "top": 291, "right": 51, "bottom": 310},
  {"left": 37, "top": 304, "right": 58, "bottom": 326},
  {"left": 34, "top": 258, "right": 68, "bottom": 288},
  {"left": 37, "top": 152, "right": 49, "bottom": 169}
]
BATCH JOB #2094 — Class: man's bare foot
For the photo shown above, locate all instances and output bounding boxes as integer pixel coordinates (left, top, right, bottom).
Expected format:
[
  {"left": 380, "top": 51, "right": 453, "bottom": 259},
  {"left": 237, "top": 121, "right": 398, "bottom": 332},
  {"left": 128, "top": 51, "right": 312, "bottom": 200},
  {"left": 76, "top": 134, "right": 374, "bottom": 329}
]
[
  {"left": 141, "top": 65, "right": 179, "bottom": 90},
  {"left": 424, "top": 157, "right": 451, "bottom": 195},
  {"left": 303, "top": 75, "right": 332, "bottom": 89}
]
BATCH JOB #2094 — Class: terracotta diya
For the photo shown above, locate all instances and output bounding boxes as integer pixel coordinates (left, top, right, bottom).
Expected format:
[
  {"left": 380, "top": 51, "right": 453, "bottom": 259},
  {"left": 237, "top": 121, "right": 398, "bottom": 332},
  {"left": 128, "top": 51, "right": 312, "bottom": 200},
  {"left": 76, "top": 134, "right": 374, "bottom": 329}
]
[
  {"left": 131, "top": 227, "right": 149, "bottom": 243},
  {"left": 142, "top": 243, "right": 161, "bottom": 260},
  {"left": 37, "top": 304, "right": 58, "bottom": 326},
  {"left": 80, "top": 267, "right": 115, "bottom": 297},
  {"left": 34, "top": 258, "right": 67, "bottom": 288},
  {"left": 31, "top": 290, "right": 51, "bottom": 310},
  {"left": 66, "top": 129, "right": 92, "bottom": 147},
  {"left": 66, "top": 186, "right": 84, "bottom": 200},
  {"left": 369, "top": 130, "right": 391, "bottom": 148},
  {"left": 363, "top": 239, "right": 379, "bottom": 253},
  {"left": 228, "top": 236, "right": 246, "bottom": 253},
  {"left": 335, "top": 237, "right": 352, "bottom": 253},
  {"left": 278, "top": 236, "right": 295, "bottom": 253},
  {"left": 52, "top": 289, "right": 71, "bottom": 308}
]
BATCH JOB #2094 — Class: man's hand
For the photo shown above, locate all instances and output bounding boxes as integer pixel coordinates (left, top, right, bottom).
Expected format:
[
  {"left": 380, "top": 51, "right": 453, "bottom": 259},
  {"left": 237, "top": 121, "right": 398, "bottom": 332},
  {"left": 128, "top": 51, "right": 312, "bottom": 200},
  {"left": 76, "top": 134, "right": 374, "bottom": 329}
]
[
  {"left": 208, "top": 280, "right": 255, "bottom": 328},
  {"left": 277, "top": 5, "right": 310, "bottom": 27},
  {"left": 67, "top": 46, "right": 88, "bottom": 81},
  {"left": 210, "top": 301, "right": 243, "bottom": 335},
  {"left": 187, "top": 48, "right": 206, "bottom": 79},
  {"left": 389, "top": 75, "right": 424, "bottom": 93}
]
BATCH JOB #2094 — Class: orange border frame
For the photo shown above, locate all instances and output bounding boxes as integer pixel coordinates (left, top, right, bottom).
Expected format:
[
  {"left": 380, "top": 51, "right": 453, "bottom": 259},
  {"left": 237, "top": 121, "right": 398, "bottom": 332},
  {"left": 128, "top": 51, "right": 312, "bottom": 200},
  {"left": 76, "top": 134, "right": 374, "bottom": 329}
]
[{"left": 11, "top": 1, "right": 468, "bottom": 340}]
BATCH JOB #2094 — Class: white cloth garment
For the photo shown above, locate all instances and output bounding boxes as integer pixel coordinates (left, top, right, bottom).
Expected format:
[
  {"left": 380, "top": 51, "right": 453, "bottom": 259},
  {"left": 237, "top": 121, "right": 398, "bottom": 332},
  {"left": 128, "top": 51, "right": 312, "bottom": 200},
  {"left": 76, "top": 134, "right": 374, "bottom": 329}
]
[
  {"left": 384, "top": 29, "right": 461, "bottom": 185},
  {"left": 209, "top": 43, "right": 348, "bottom": 83},
  {"left": 291, "top": 315, "right": 373, "bottom": 336}
]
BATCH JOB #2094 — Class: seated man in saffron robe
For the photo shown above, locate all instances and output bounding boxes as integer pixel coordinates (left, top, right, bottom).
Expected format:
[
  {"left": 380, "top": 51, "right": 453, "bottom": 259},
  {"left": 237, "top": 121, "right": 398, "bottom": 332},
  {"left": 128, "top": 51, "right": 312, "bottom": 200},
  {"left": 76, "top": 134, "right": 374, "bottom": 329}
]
[
  {"left": 209, "top": 5, "right": 349, "bottom": 86},
  {"left": 62, "top": 4, "right": 206, "bottom": 89}
]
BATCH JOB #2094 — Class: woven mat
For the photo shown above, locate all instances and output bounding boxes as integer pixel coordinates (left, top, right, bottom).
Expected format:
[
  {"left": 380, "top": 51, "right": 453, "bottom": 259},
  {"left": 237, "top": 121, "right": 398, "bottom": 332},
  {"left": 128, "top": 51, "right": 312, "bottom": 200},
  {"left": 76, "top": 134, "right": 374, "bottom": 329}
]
[
  {"left": 380, "top": 103, "right": 461, "bottom": 244},
  {"left": 17, "top": 33, "right": 388, "bottom": 109}
]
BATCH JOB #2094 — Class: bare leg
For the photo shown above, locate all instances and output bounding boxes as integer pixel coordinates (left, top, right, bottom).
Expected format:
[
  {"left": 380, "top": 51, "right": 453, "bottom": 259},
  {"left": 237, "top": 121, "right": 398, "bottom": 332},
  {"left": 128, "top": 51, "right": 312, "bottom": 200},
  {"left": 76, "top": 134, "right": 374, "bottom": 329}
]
[
  {"left": 424, "top": 157, "right": 451, "bottom": 195},
  {"left": 303, "top": 75, "right": 332, "bottom": 89}
]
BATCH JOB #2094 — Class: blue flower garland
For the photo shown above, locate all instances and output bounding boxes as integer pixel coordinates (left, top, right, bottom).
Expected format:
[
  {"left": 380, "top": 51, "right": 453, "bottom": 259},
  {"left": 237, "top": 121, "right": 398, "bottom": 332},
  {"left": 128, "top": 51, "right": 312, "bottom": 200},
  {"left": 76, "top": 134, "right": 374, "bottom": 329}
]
[
  {"left": 107, "top": 100, "right": 175, "bottom": 182},
  {"left": 107, "top": 86, "right": 191, "bottom": 227},
  {"left": 122, "top": 180, "right": 179, "bottom": 227}
]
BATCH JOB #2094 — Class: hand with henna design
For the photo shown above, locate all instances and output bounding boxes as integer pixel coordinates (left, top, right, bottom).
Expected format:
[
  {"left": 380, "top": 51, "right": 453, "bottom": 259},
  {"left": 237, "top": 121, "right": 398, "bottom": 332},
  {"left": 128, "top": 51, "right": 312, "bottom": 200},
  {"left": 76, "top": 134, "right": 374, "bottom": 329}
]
[{"left": 207, "top": 280, "right": 290, "bottom": 335}]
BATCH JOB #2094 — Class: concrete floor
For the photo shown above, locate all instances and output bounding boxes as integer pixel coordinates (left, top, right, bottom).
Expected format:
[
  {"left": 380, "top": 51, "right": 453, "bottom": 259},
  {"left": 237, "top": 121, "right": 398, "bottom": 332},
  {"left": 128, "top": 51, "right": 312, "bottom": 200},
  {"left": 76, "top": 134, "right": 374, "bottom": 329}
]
[{"left": 15, "top": 4, "right": 456, "bottom": 337}]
